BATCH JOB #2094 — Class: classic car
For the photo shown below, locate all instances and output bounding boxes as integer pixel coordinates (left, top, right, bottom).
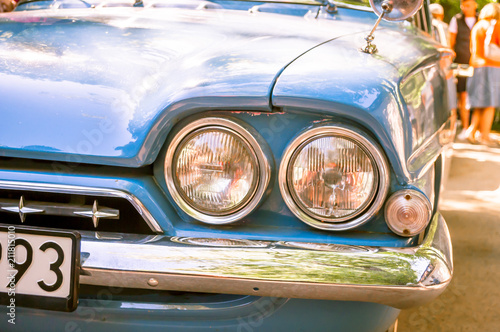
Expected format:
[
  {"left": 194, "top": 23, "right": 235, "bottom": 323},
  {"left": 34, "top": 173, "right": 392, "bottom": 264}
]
[{"left": 0, "top": 0, "right": 454, "bottom": 330}]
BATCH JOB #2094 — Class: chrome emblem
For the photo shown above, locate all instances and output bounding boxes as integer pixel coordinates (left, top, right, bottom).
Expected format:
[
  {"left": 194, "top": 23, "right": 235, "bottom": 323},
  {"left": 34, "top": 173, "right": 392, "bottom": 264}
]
[
  {"left": 1, "top": 196, "right": 44, "bottom": 223},
  {"left": 74, "top": 200, "right": 119, "bottom": 228}
]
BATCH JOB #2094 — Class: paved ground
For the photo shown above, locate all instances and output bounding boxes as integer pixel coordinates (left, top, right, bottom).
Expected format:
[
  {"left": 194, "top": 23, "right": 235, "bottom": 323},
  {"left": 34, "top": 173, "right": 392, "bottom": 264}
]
[{"left": 398, "top": 141, "right": 500, "bottom": 331}]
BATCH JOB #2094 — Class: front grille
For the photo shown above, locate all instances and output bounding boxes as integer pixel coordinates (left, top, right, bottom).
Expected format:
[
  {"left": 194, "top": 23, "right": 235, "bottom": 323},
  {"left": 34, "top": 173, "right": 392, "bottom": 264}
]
[{"left": 0, "top": 189, "right": 155, "bottom": 235}]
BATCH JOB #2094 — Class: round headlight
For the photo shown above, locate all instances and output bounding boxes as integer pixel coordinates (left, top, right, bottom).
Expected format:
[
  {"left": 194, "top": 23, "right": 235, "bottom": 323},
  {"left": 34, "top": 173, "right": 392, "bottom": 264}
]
[
  {"left": 165, "top": 118, "right": 270, "bottom": 224},
  {"left": 280, "top": 125, "right": 389, "bottom": 231},
  {"left": 175, "top": 128, "right": 257, "bottom": 213}
]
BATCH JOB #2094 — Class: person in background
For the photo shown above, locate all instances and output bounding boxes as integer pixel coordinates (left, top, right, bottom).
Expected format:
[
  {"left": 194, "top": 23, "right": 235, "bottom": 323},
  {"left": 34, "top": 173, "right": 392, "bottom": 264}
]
[
  {"left": 430, "top": 3, "right": 450, "bottom": 46},
  {"left": 466, "top": 3, "right": 500, "bottom": 147},
  {"left": 450, "top": 0, "right": 478, "bottom": 139},
  {"left": 0, "top": 0, "right": 16, "bottom": 12},
  {"left": 430, "top": 3, "right": 457, "bottom": 136},
  {"left": 430, "top": 3, "right": 446, "bottom": 22}
]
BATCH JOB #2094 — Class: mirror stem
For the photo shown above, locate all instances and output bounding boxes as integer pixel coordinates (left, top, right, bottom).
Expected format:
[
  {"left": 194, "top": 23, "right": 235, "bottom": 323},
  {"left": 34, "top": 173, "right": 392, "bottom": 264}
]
[
  {"left": 368, "top": 11, "right": 385, "bottom": 38},
  {"left": 362, "top": 1, "right": 393, "bottom": 54}
]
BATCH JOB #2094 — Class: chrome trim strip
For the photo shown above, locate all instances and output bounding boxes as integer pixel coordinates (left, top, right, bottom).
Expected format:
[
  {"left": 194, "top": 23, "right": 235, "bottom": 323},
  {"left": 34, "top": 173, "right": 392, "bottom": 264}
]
[
  {"left": 0, "top": 180, "right": 162, "bottom": 233},
  {"left": 407, "top": 120, "right": 454, "bottom": 181},
  {"left": 79, "top": 213, "right": 452, "bottom": 309},
  {"left": 400, "top": 63, "right": 438, "bottom": 86},
  {"left": 164, "top": 117, "right": 272, "bottom": 225},
  {"left": 278, "top": 125, "right": 390, "bottom": 231}
]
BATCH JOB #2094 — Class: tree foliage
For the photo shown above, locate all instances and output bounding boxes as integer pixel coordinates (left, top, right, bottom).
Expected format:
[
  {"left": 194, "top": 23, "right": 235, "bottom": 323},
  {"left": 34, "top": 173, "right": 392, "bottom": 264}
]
[{"left": 431, "top": 0, "right": 498, "bottom": 23}]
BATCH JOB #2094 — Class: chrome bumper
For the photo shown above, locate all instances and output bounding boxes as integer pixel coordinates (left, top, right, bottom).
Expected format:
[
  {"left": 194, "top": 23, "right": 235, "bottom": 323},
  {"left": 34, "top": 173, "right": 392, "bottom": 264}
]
[{"left": 80, "top": 213, "right": 453, "bottom": 309}]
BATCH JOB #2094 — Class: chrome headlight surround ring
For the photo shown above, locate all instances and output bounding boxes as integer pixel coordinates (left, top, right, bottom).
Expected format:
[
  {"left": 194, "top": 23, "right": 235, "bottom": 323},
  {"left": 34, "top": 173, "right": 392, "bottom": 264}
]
[
  {"left": 165, "top": 117, "right": 271, "bottom": 225},
  {"left": 279, "top": 125, "right": 390, "bottom": 231}
]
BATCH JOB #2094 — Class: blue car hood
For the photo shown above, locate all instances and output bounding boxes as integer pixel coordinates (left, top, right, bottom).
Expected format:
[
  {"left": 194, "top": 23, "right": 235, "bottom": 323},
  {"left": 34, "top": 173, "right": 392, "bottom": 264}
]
[
  {"left": 272, "top": 26, "right": 447, "bottom": 182},
  {"left": 0, "top": 6, "right": 376, "bottom": 166}
]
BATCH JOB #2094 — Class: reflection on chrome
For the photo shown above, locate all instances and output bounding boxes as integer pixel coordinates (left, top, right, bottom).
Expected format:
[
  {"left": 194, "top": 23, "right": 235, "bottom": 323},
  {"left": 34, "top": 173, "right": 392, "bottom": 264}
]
[
  {"left": 121, "top": 303, "right": 211, "bottom": 310},
  {"left": 118, "top": 295, "right": 284, "bottom": 312},
  {"left": 278, "top": 241, "right": 373, "bottom": 253},
  {"left": 80, "top": 213, "right": 452, "bottom": 309},
  {"left": 171, "top": 237, "right": 269, "bottom": 248}
]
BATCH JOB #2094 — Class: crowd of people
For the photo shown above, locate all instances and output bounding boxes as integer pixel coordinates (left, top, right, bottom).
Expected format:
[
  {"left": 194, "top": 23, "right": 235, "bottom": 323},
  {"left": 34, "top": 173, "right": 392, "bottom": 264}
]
[{"left": 431, "top": 0, "right": 500, "bottom": 148}]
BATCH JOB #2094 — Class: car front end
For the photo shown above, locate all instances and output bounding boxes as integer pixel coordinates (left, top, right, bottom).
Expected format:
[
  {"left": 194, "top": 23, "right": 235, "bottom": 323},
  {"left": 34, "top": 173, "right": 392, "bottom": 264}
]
[{"left": 0, "top": 0, "right": 454, "bottom": 330}]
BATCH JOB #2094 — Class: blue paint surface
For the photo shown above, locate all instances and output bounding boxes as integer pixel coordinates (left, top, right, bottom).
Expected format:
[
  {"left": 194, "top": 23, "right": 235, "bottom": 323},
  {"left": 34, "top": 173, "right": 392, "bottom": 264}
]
[
  {"left": 1, "top": 295, "right": 400, "bottom": 332},
  {"left": 0, "top": 4, "right": 387, "bottom": 167}
]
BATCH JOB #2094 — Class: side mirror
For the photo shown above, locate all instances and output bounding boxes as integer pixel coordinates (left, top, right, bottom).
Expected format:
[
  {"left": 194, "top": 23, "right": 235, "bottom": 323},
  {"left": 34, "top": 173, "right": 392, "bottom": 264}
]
[
  {"left": 362, "top": 0, "right": 424, "bottom": 54},
  {"left": 369, "top": 0, "right": 423, "bottom": 21}
]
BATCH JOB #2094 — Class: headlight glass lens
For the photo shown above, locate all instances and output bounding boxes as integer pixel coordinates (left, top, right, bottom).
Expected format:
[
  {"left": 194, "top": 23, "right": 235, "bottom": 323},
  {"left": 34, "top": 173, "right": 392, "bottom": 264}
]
[
  {"left": 173, "top": 128, "right": 258, "bottom": 215},
  {"left": 288, "top": 136, "right": 377, "bottom": 221}
]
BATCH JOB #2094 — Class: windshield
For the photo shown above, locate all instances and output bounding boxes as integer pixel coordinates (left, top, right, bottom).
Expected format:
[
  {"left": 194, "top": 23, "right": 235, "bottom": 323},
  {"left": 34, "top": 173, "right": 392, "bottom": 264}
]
[{"left": 14, "top": 0, "right": 371, "bottom": 9}]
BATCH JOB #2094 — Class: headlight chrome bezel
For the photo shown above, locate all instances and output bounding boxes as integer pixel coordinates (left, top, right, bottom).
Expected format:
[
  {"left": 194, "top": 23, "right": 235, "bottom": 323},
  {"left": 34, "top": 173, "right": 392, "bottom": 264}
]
[
  {"left": 165, "top": 117, "right": 271, "bottom": 225},
  {"left": 279, "top": 125, "right": 390, "bottom": 231}
]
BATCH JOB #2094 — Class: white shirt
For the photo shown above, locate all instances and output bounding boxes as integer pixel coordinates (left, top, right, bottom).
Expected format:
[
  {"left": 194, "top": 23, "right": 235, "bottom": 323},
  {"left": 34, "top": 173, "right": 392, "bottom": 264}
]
[{"left": 449, "top": 16, "right": 477, "bottom": 34}]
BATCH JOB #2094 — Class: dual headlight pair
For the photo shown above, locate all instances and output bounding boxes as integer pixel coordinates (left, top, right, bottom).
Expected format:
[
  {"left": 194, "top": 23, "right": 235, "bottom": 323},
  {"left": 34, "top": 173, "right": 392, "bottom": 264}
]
[{"left": 165, "top": 117, "right": 432, "bottom": 237}]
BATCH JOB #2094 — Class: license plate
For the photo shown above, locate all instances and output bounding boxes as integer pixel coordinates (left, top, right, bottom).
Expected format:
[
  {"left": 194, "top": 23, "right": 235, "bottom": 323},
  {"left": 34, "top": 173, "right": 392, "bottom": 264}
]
[{"left": 0, "top": 224, "right": 80, "bottom": 311}]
